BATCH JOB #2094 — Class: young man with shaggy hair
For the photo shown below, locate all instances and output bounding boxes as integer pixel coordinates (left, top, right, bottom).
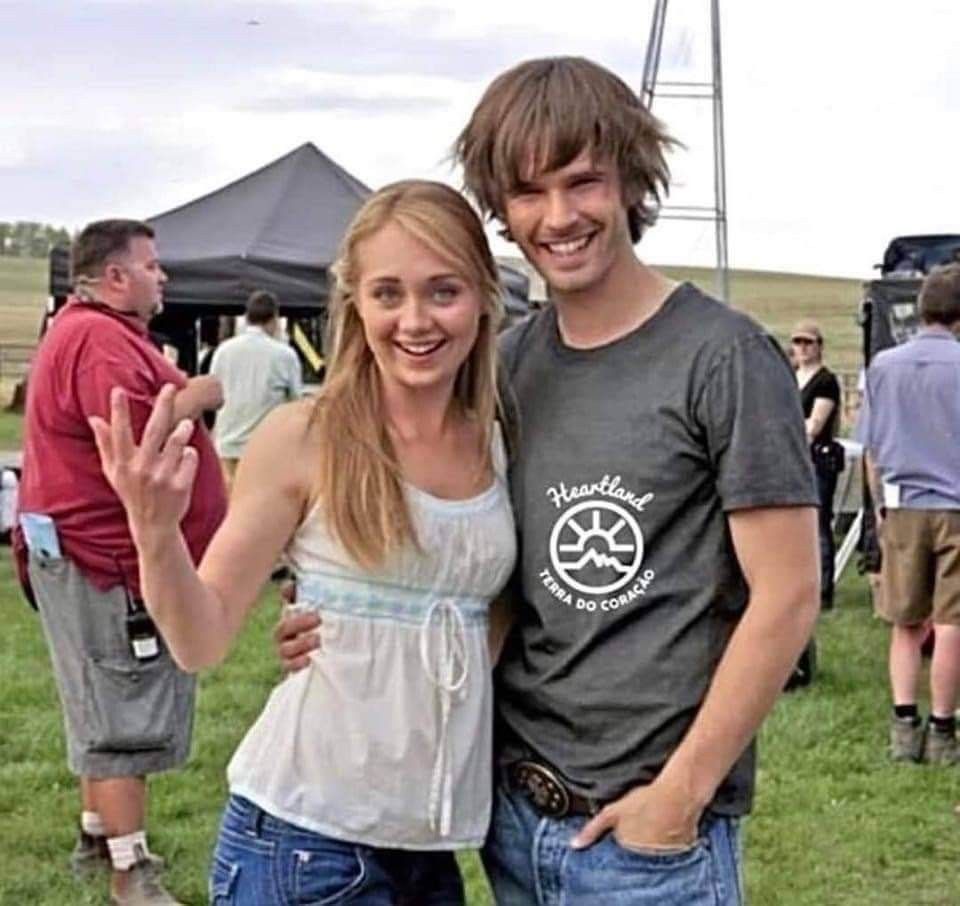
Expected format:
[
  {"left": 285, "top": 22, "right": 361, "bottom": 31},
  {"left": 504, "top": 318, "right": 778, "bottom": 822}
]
[{"left": 280, "top": 57, "right": 820, "bottom": 904}]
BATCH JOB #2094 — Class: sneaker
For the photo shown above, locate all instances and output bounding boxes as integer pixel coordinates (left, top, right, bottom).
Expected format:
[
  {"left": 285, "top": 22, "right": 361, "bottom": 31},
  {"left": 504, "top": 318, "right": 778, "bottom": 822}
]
[
  {"left": 890, "top": 715, "right": 925, "bottom": 762},
  {"left": 69, "top": 830, "right": 110, "bottom": 878},
  {"left": 924, "top": 726, "right": 959, "bottom": 765},
  {"left": 109, "top": 846, "right": 182, "bottom": 906}
]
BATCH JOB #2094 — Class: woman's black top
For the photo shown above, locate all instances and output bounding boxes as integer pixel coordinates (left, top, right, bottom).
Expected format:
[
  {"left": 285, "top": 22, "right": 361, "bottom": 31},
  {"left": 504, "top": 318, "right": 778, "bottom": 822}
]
[{"left": 799, "top": 366, "right": 840, "bottom": 444}]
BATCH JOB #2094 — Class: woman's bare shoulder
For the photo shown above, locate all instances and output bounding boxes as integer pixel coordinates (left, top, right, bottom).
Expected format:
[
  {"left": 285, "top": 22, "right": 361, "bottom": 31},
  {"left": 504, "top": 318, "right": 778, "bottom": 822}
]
[
  {"left": 239, "top": 398, "right": 322, "bottom": 490},
  {"left": 252, "top": 398, "right": 319, "bottom": 444}
]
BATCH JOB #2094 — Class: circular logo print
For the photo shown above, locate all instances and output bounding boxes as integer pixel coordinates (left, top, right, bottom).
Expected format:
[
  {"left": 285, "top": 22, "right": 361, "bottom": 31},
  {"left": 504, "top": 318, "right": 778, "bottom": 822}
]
[{"left": 548, "top": 500, "right": 644, "bottom": 595}]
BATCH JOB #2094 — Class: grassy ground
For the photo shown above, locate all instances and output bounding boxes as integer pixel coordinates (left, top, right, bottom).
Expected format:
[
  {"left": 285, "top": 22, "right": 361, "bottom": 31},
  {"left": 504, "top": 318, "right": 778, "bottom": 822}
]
[
  {"left": 1, "top": 559, "right": 958, "bottom": 904},
  {"left": 0, "top": 256, "right": 46, "bottom": 347},
  {"left": 0, "top": 259, "right": 930, "bottom": 903},
  {"left": 0, "top": 258, "right": 867, "bottom": 455},
  {"left": 0, "top": 377, "right": 23, "bottom": 450},
  {"left": 0, "top": 258, "right": 866, "bottom": 361},
  {"left": 0, "top": 255, "right": 44, "bottom": 450},
  {"left": 663, "top": 266, "right": 865, "bottom": 373},
  {"left": 0, "top": 409, "right": 21, "bottom": 450}
]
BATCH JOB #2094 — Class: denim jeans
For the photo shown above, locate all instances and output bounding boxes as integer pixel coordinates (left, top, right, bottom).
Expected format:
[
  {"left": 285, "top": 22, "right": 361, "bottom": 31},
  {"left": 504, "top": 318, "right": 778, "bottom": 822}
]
[
  {"left": 481, "top": 783, "right": 744, "bottom": 905},
  {"left": 209, "top": 795, "right": 465, "bottom": 905}
]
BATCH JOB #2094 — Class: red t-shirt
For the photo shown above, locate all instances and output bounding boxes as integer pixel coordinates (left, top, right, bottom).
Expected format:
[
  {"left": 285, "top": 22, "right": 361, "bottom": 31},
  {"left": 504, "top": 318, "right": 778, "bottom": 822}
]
[{"left": 16, "top": 300, "right": 227, "bottom": 597}]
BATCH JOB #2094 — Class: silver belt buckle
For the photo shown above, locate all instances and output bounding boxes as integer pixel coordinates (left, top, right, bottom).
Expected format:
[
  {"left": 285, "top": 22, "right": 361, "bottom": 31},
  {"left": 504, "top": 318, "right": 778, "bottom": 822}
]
[{"left": 512, "top": 760, "right": 571, "bottom": 818}]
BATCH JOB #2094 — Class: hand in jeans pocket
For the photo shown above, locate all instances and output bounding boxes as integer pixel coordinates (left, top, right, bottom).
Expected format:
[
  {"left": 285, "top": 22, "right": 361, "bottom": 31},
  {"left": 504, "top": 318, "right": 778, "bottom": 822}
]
[{"left": 572, "top": 778, "right": 701, "bottom": 853}]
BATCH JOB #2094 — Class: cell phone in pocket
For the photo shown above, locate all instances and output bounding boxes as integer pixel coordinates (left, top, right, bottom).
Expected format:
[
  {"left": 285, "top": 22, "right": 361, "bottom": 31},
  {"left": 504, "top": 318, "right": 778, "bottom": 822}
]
[{"left": 19, "top": 512, "right": 63, "bottom": 560}]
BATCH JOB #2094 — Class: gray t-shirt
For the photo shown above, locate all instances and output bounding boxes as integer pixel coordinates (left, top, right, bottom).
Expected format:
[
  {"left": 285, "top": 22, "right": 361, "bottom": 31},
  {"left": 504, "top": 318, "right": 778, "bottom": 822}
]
[{"left": 495, "top": 283, "right": 817, "bottom": 815}]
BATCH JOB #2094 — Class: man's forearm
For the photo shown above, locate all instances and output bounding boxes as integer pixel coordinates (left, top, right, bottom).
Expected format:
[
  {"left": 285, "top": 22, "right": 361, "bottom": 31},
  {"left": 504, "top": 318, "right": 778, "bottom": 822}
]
[
  {"left": 864, "top": 453, "right": 884, "bottom": 510},
  {"left": 172, "top": 375, "right": 223, "bottom": 422},
  {"left": 657, "top": 578, "right": 818, "bottom": 808}
]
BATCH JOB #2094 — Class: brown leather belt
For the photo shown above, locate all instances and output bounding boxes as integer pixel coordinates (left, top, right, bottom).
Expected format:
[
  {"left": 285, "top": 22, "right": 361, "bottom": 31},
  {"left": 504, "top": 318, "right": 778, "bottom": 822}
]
[{"left": 506, "top": 760, "right": 603, "bottom": 818}]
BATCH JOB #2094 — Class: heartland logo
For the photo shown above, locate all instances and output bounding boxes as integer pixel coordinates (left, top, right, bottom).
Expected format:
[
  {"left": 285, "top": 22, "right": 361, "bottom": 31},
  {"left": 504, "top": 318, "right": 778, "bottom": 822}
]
[
  {"left": 549, "top": 499, "right": 643, "bottom": 595},
  {"left": 541, "top": 476, "right": 656, "bottom": 612},
  {"left": 567, "top": 548, "right": 634, "bottom": 574},
  {"left": 546, "top": 474, "right": 653, "bottom": 515}
]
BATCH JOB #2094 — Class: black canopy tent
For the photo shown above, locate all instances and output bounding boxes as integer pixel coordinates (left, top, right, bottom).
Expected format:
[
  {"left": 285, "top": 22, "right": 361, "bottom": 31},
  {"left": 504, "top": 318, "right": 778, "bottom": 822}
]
[
  {"left": 49, "top": 143, "right": 532, "bottom": 374},
  {"left": 50, "top": 143, "right": 370, "bottom": 373},
  {"left": 50, "top": 142, "right": 370, "bottom": 311}
]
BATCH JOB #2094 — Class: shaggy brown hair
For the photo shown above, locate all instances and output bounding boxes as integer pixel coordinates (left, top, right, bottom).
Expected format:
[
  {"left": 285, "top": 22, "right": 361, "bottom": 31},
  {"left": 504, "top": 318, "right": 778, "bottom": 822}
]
[{"left": 454, "top": 56, "right": 677, "bottom": 242}]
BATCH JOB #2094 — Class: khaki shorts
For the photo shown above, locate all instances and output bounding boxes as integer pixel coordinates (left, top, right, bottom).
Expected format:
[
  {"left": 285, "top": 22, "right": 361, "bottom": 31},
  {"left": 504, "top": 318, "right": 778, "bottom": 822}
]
[
  {"left": 877, "top": 509, "right": 960, "bottom": 626},
  {"left": 28, "top": 554, "right": 196, "bottom": 778}
]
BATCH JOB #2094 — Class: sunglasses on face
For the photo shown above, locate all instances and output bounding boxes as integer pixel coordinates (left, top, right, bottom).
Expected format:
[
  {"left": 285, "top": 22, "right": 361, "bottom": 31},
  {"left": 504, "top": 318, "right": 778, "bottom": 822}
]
[{"left": 791, "top": 337, "right": 817, "bottom": 346}]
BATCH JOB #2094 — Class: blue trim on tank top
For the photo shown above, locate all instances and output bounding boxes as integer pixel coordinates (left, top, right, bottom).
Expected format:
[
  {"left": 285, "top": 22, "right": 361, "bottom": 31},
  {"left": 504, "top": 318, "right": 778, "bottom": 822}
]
[{"left": 296, "top": 571, "right": 489, "bottom": 625}]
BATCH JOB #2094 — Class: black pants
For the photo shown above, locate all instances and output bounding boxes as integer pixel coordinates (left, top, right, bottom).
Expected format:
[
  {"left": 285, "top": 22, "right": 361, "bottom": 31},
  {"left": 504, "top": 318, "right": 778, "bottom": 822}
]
[
  {"left": 786, "top": 460, "right": 837, "bottom": 691},
  {"left": 815, "top": 463, "right": 838, "bottom": 607}
]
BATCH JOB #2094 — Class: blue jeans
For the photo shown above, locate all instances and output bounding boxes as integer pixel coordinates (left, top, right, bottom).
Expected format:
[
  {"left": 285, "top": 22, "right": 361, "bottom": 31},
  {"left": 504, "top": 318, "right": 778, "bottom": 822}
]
[
  {"left": 209, "top": 795, "right": 465, "bottom": 905},
  {"left": 481, "top": 784, "right": 744, "bottom": 905}
]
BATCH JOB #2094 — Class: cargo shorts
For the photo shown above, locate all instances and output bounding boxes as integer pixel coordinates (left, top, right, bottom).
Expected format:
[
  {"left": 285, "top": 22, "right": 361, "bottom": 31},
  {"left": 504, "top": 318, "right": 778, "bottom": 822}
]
[
  {"left": 28, "top": 554, "right": 196, "bottom": 778},
  {"left": 877, "top": 509, "right": 960, "bottom": 627}
]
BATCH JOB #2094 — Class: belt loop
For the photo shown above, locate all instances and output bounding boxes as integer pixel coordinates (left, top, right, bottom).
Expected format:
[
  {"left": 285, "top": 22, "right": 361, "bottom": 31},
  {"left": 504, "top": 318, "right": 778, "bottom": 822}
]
[{"left": 244, "top": 800, "right": 264, "bottom": 838}]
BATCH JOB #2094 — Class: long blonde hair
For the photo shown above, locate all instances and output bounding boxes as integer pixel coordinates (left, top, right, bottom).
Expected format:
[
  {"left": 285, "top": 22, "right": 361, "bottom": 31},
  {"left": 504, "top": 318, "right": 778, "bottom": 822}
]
[{"left": 312, "top": 180, "right": 504, "bottom": 569}]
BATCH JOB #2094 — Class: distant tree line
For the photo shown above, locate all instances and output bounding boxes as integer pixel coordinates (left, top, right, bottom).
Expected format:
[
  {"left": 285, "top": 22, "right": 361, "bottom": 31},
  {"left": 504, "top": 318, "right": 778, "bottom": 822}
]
[{"left": 0, "top": 221, "right": 72, "bottom": 259}]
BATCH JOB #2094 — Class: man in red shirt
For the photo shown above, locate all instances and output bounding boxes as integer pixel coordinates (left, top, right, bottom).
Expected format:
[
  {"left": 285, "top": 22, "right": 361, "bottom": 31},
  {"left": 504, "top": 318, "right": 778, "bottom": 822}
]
[{"left": 16, "top": 220, "right": 227, "bottom": 905}]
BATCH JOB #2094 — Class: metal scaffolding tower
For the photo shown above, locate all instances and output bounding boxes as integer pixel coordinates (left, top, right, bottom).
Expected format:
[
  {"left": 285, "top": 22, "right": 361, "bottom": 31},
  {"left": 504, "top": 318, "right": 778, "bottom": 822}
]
[{"left": 641, "top": 0, "right": 729, "bottom": 302}]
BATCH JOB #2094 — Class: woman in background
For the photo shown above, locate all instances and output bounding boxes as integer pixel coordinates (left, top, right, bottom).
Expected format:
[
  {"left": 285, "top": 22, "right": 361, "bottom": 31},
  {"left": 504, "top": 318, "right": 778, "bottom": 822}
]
[{"left": 792, "top": 319, "right": 842, "bottom": 609}]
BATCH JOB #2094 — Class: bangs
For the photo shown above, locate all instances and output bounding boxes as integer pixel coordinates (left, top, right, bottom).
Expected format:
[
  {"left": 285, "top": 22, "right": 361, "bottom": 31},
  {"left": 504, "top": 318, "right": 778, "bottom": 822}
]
[
  {"left": 492, "top": 69, "right": 611, "bottom": 194},
  {"left": 394, "top": 208, "right": 502, "bottom": 310},
  {"left": 456, "top": 57, "right": 677, "bottom": 239}
]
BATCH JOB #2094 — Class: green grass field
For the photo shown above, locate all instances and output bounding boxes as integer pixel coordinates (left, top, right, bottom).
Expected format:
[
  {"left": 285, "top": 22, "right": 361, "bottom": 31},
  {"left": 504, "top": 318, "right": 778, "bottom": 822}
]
[
  {"left": 0, "top": 256, "right": 44, "bottom": 449},
  {"left": 3, "top": 562, "right": 959, "bottom": 904},
  {"left": 0, "top": 257, "right": 868, "bottom": 454},
  {"left": 0, "top": 256, "right": 46, "bottom": 347},
  {"left": 0, "top": 407, "right": 21, "bottom": 450},
  {"left": 663, "top": 265, "right": 866, "bottom": 373},
  {"left": 3, "top": 256, "right": 941, "bottom": 904},
  {"left": 0, "top": 257, "right": 867, "bottom": 368}
]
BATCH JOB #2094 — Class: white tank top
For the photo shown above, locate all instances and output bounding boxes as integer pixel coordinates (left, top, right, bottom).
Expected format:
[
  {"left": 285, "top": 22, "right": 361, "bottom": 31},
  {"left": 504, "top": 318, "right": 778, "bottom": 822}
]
[{"left": 226, "top": 425, "right": 516, "bottom": 849}]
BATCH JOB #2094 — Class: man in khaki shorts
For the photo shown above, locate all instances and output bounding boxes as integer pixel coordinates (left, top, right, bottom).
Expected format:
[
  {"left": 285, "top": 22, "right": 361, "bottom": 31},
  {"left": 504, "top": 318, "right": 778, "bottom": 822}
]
[{"left": 860, "top": 262, "right": 960, "bottom": 764}]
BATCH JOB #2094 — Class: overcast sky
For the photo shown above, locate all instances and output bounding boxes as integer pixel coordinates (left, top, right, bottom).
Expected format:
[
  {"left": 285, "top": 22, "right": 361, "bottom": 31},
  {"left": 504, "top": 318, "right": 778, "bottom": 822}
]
[{"left": 2, "top": 0, "right": 958, "bottom": 278}]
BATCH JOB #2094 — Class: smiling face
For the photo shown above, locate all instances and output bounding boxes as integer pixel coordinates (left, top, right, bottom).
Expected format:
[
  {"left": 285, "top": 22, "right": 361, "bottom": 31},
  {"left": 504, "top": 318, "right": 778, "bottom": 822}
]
[
  {"left": 353, "top": 221, "right": 483, "bottom": 398},
  {"left": 502, "top": 150, "right": 635, "bottom": 300}
]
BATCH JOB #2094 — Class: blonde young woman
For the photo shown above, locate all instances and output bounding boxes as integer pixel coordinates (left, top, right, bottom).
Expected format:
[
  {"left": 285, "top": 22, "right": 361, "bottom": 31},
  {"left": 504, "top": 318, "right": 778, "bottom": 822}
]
[{"left": 90, "top": 181, "right": 517, "bottom": 905}]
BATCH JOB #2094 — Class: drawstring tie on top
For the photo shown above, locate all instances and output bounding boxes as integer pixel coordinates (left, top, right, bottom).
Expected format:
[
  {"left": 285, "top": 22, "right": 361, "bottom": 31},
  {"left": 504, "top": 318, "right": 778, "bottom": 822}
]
[{"left": 419, "top": 598, "right": 469, "bottom": 837}]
